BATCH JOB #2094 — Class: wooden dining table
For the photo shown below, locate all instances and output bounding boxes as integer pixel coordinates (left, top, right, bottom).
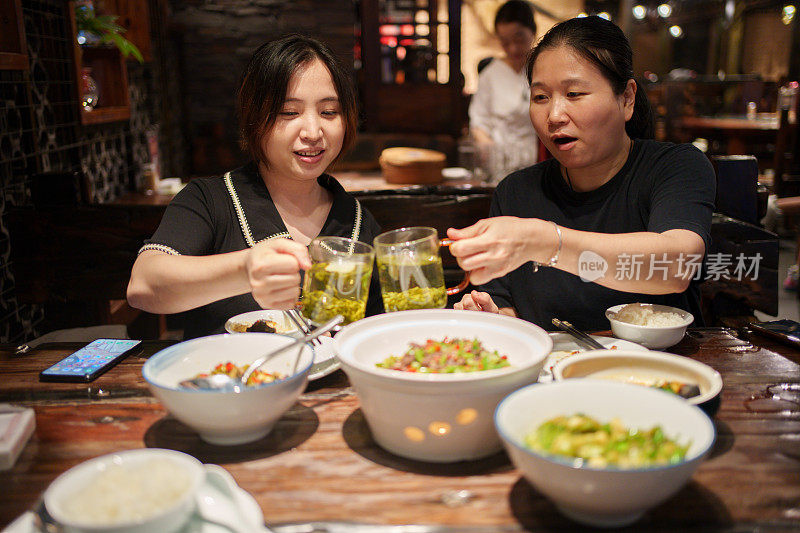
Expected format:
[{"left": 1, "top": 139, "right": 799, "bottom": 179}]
[{"left": 1, "top": 327, "right": 799, "bottom": 531}]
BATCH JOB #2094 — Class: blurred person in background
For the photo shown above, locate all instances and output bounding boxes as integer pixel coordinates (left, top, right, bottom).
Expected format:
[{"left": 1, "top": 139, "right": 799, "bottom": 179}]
[{"left": 469, "top": 0, "right": 539, "bottom": 182}]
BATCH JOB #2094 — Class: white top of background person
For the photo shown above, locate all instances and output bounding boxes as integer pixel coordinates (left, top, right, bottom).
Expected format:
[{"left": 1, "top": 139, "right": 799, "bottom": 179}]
[{"left": 468, "top": 0, "right": 539, "bottom": 169}]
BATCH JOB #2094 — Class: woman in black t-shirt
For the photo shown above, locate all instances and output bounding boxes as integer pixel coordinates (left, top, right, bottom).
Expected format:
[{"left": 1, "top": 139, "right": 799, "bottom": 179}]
[
  {"left": 127, "top": 35, "right": 383, "bottom": 338},
  {"left": 449, "top": 17, "right": 715, "bottom": 331}
]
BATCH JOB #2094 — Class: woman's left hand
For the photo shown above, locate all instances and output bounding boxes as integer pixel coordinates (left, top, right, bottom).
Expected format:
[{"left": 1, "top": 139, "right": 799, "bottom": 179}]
[{"left": 447, "top": 217, "right": 552, "bottom": 285}]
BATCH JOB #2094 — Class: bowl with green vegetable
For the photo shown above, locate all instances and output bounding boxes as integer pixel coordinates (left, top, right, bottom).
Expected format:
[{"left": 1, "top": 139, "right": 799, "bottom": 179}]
[
  {"left": 495, "top": 379, "right": 715, "bottom": 528},
  {"left": 334, "top": 309, "right": 552, "bottom": 463}
]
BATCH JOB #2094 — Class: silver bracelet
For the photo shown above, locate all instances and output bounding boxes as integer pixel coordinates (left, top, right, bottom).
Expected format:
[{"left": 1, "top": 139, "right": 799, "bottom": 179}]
[{"left": 532, "top": 221, "right": 562, "bottom": 273}]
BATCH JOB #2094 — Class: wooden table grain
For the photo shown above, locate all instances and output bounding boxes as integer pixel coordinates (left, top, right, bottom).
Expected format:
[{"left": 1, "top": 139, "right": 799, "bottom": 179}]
[{"left": 1, "top": 329, "right": 799, "bottom": 531}]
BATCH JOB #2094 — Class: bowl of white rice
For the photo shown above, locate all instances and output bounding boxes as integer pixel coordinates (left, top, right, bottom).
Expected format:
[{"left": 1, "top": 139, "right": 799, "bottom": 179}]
[
  {"left": 43, "top": 448, "right": 203, "bottom": 533},
  {"left": 605, "top": 303, "right": 694, "bottom": 349}
]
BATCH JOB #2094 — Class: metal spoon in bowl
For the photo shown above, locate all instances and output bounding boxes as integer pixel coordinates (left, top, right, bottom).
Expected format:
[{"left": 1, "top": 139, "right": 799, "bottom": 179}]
[{"left": 178, "top": 315, "right": 343, "bottom": 391}]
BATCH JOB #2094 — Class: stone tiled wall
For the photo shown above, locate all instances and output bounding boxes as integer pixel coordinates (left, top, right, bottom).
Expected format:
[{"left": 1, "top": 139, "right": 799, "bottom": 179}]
[{"left": 0, "top": 0, "right": 158, "bottom": 343}]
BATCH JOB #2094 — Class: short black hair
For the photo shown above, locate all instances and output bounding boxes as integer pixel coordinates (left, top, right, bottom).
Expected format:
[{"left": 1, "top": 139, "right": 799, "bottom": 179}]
[
  {"left": 526, "top": 16, "right": 654, "bottom": 139},
  {"left": 495, "top": 0, "right": 536, "bottom": 34},
  {"left": 237, "top": 34, "right": 358, "bottom": 167}
]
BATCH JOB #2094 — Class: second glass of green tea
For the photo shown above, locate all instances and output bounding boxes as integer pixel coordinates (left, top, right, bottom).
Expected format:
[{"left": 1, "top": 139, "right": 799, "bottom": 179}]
[
  {"left": 301, "top": 236, "right": 375, "bottom": 325},
  {"left": 373, "top": 227, "right": 469, "bottom": 312}
]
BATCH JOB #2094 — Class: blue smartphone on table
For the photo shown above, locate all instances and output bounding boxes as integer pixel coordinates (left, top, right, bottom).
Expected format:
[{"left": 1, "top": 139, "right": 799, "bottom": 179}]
[{"left": 39, "top": 339, "right": 143, "bottom": 382}]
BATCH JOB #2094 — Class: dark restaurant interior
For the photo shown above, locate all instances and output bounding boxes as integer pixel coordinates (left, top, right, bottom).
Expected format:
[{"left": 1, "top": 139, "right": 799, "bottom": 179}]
[
  {"left": 1, "top": 1, "right": 800, "bottom": 530},
  {"left": 0, "top": 0, "right": 800, "bottom": 343},
  {"left": 1, "top": 0, "right": 798, "bottom": 344}
]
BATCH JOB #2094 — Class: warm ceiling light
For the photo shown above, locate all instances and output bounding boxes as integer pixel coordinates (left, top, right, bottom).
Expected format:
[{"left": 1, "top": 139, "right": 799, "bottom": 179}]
[
  {"left": 658, "top": 3, "right": 673, "bottom": 17},
  {"left": 669, "top": 24, "right": 683, "bottom": 37},
  {"left": 725, "top": 0, "right": 735, "bottom": 21},
  {"left": 783, "top": 5, "right": 796, "bottom": 25},
  {"left": 577, "top": 12, "right": 588, "bottom": 18},
  {"left": 598, "top": 11, "right": 611, "bottom": 20},
  {"left": 633, "top": 5, "right": 647, "bottom": 19}
]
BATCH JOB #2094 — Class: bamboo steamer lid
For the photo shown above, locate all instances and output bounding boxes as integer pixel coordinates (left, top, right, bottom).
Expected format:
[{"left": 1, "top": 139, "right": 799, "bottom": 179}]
[{"left": 379, "top": 147, "right": 446, "bottom": 184}]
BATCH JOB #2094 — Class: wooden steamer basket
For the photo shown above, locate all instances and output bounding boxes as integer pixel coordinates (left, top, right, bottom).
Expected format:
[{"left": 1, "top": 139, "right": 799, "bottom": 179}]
[{"left": 379, "top": 147, "right": 446, "bottom": 184}]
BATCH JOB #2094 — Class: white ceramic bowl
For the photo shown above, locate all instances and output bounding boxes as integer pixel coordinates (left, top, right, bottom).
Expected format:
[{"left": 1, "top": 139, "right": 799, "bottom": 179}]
[
  {"left": 552, "top": 349, "right": 723, "bottom": 415},
  {"left": 495, "top": 380, "right": 715, "bottom": 528},
  {"left": 334, "top": 309, "right": 552, "bottom": 463},
  {"left": 606, "top": 303, "right": 694, "bottom": 349},
  {"left": 43, "top": 449, "right": 204, "bottom": 533},
  {"left": 143, "top": 333, "right": 314, "bottom": 445},
  {"left": 224, "top": 310, "right": 299, "bottom": 335}
]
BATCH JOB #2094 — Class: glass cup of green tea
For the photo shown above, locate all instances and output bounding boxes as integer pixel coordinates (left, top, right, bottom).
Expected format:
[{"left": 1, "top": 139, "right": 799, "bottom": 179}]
[
  {"left": 301, "top": 236, "right": 375, "bottom": 326},
  {"left": 373, "top": 227, "right": 470, "bottom": 312}
]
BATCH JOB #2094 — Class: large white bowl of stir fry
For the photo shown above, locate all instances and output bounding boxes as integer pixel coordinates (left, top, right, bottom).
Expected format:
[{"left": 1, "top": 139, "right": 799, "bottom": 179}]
[
  {"left": 334, "top": 309, "right": 552, "bottom": 462},
  {"left": 495, "top": 379, "right": 715, "bottom": 528},
  {"left": 143, "top": 333, "right": 314, "bottom": 445}
]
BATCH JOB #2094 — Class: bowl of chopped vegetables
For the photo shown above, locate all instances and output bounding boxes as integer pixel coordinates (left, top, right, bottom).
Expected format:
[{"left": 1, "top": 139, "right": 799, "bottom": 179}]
[
  {"left": 495, "top": 379, "right": 715, "bottom": 528},
  {"left": 143, "top": 333, "right": 314, "bottom": 445},
  {"left": 334, "top": 309, "right": 552, "bottom": 462}
]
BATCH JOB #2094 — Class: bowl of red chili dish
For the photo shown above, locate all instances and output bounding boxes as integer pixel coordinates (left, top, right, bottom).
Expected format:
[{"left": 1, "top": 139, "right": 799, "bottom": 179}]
[
  {"left": 334, "top": 309, "right": 552, "bottom": 462},
  {"left": 143, "top": 333, "right": 314, "bottom": 445}
]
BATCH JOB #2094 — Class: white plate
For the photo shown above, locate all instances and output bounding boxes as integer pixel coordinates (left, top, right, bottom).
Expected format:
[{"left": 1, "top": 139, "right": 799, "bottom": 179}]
[
  {"left": 539, "top": 333, "right": 648, "bottom": 382},
  {"left": 308, "top": 336, "right": 340, "bottom": 381},
  {"left": 442, "top": 167, "right": 472, "bottom": 180},
  {"left": 224, "top": 310, "right": 299, "bottom": 335},
  {"left": 4, "top": 465, "right": 266, "bottom": 533},
  {"left": 224, "top": 311, "right": 337, "bottom": 381}
]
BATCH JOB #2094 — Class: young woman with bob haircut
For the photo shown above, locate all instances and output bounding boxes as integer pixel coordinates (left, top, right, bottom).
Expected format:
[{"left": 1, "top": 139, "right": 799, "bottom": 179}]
[{"left": 128, "top": 35, "right": 383, "bottom": 339}]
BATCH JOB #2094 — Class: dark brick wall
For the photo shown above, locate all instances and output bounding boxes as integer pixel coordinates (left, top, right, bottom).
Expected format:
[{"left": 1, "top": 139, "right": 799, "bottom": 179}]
[{"left": 165, "top": 0, "right": 357, "bottom": 177}]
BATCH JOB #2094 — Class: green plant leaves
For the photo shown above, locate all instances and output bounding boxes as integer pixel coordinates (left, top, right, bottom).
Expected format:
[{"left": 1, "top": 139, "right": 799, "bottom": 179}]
[{"left": 75, "top": 9, "right": 144, "bottom": 63}]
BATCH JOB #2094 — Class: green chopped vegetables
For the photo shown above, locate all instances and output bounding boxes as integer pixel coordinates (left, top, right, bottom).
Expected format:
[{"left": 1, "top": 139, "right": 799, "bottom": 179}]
[
  {"left": 301, "top": 260, "right": 372, "bottom": 325},
  {"left": 524, "top": 414, "right": 690, "bottom": 468},
  {"left": 376, "top": 255, "right": 447, "bottom": 311},
  {"left": 381, "top": 286, "right": 447, "bottom": 311},
  {"left": 376, "top": 337, "right": 510, "bottom": 373}
]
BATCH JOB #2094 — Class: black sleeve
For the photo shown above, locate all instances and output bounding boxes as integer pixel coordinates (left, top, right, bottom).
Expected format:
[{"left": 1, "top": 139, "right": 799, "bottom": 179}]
[
  {"left": 144, "top": 180, "right": 217, "bottom": 255},
  {"left": 647, "top": 144, "right": 716, "bottom": 251}
]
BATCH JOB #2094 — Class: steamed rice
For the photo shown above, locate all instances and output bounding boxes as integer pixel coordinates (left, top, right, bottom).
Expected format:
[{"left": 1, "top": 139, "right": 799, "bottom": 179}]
[
  {"left": 60, "top": 458, "right": 192, "bottom": 524},
  {"left": 613, "top": 303, "right": 685, "bottom": 327}
]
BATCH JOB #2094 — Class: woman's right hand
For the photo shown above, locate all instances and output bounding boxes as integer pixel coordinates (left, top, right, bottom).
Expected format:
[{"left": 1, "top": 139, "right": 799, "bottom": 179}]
[
  {"left": 453, "top": 290, "right": 500, "bottom": 314},
  {"left": 246, "top": 238, "right": 311, "bottom": 309}
]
